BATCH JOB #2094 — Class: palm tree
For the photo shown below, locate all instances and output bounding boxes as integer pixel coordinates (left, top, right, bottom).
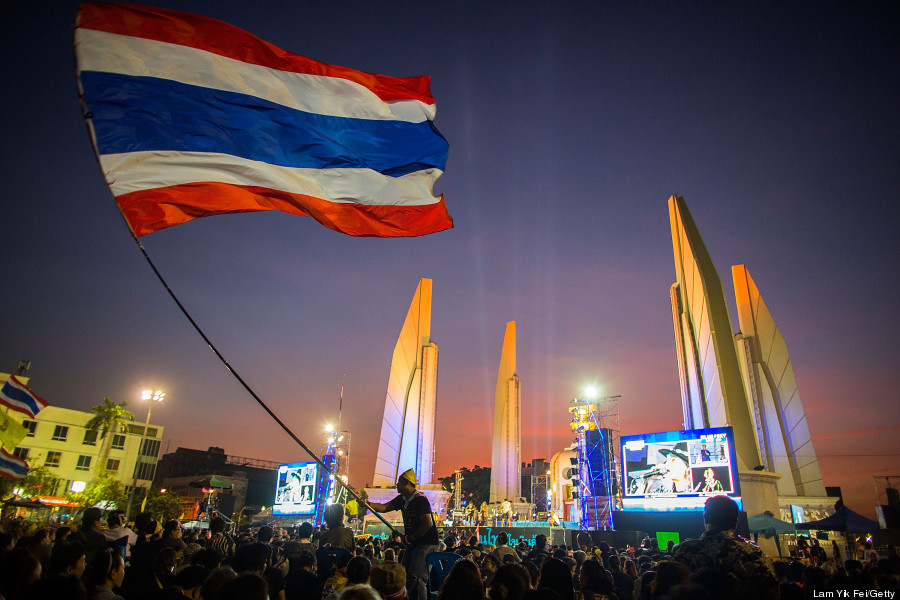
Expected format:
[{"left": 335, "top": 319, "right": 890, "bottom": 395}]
[{"left": 86, "top": 397, "right": 134, "bottom": 475}]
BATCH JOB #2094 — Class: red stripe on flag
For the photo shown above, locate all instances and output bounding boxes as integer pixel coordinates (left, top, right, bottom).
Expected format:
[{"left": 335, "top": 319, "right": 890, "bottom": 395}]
[
  {"left": 115, "top": 183, "right": 454, "bottom": 238},
  {"left": 77, "top": 2, "right": 435, "bottom": 105}
]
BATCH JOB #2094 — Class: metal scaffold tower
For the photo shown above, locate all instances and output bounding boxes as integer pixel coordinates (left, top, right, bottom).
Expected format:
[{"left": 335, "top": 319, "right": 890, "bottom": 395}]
[
  {"left": 570, "top": 394, "right": 622, "bottom": 530},
  {"left": 314, "top": 426, "right": 351, "bottom": 526}
]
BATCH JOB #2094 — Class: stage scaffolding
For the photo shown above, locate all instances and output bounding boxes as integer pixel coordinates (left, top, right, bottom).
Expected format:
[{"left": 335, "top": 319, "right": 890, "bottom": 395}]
[{"left": 570, "top": 395, "right": 622, "bottom": 530}]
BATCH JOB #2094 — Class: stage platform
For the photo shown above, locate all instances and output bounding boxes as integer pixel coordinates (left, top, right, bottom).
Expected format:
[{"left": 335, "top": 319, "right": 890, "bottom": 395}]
[{"left": 362, "top": 510, "right": 751, "bottom": 550}]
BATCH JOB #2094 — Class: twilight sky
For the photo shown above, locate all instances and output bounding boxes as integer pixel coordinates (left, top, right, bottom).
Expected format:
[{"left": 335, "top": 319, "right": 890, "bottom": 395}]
[{"left": 2, "top": 2, "right": 898, "bottom": 519}]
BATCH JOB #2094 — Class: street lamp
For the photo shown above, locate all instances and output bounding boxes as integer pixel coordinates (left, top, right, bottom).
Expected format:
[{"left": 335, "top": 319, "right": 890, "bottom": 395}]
[{"left": 126, "top": 389, "right": 165, "bottom": 518}]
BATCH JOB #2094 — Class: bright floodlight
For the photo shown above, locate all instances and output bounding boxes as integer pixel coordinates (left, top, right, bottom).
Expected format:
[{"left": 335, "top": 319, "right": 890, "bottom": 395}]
[
  {"left": 71, "top": 481, "right": 86, "bottom": 493},
  {"left": 583, "top": 385, "right": 598, "bottom": 399},
  {"left": 325, "top": 423, "right": 333, "bottom": 432},
  {"left": 142, "top": 389, "right": 165, "bottom": 402}
]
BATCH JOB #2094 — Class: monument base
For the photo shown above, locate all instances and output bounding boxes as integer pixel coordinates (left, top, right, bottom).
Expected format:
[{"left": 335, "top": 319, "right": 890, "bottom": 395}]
[{"left": 738, "top": 470, "right": 782, "bottom": 556}]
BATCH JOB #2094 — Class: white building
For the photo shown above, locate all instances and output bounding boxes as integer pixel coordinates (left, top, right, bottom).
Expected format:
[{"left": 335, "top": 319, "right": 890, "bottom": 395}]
[{"left": 10, "top": 404, "right": 164, "bottom": 497}]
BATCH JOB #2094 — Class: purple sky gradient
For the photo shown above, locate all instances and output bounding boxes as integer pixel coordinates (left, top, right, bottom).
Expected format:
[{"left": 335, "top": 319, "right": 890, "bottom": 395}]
[{"left": 2, "top": 2, "right": 898, "bottom": 519}]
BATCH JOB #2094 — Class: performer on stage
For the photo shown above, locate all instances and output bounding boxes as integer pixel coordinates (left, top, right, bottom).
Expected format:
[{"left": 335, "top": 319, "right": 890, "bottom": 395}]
[{"left": 501, "top": 499, "right": 513, "bottom": 526}]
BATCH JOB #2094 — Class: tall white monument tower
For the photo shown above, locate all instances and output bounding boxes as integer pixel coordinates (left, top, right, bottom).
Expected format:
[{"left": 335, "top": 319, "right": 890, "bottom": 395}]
[
  {"left": 372, "top": 278, "right": 439, "bottom": 487},
  {"left": 733, "top": 265, "right": 826, "bottom": 497},
  {"left": 490, "top": 321, "right": 521, "bottom": 503}
]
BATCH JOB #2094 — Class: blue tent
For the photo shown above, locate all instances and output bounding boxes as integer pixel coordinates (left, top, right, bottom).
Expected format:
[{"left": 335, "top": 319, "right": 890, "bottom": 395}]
[{"left": 795, "top": 507, "right": 880, "bottom": 533}]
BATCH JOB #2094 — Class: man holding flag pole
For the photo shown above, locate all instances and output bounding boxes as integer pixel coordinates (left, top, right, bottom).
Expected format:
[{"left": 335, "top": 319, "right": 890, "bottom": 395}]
[{"left": 73, "top": 2, "right": 452, "bottom": 540}]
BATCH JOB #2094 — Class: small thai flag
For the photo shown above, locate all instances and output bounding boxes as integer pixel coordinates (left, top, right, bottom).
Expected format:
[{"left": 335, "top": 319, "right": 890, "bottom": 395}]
[
  {"left": 0, "top": 376, "right": 48, "bottom": 419},
  {"left": 0, "top": 448, "right": 28, "bottom": 481}
]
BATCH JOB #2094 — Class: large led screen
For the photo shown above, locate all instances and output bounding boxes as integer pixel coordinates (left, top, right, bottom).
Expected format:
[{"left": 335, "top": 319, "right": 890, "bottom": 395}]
[
  {"left": 273, "top": 462, "right": 319, "bottom": 516},
  {"left": 621, "top": 426, "right": 741, "bottom": 512}
]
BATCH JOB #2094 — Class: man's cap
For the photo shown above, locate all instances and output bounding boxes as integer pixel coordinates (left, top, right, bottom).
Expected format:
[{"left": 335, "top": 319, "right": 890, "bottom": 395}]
[
  {"left": 398, "top": 468, "right": 418, "bottom": 486},
  {"left": 370, "top": 562, "right": 407, "bottom": 597}
]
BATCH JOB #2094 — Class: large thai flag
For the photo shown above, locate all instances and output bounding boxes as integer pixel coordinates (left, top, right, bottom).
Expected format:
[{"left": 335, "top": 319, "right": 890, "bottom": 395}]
[
  {"left": 75, "top": 2, "right": 452, "bottom": 238},
  {"left": 0, "top": 376, "right": 48, "bottom": 419},
  {"left": 0, "top": 448, "right": 28, "bottom": 481}
]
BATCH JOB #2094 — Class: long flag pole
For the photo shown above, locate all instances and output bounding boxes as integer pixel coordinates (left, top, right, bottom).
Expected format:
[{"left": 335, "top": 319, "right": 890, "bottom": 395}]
[{"left": 132, "top": 238, "right": 400, "bottom": 535}]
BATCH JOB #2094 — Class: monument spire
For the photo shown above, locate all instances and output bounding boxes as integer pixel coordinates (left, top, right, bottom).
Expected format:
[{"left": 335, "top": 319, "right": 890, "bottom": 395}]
[
  {"left": 490, "top": 321, "right": 521, "bottom": 503},
  {"left": 372, "top": 278, "right": 438, "bottom": 487}
]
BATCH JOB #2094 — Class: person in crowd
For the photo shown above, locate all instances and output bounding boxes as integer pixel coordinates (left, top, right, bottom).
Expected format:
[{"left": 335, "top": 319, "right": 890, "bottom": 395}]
[
  {"left": 319, "top": 503, "right": 355, "bottom": 552},
  {"left": 579, "top": 559, "right": 619, "bottom": 600},
  {"left": 649, "top": 561, "right": 689, "bottom": 599},
  {"left": 200, "top": 566, "right": 237, "bottom": 600},
  {"left": 635, "top": 571, "right": 654, "bottom": 600},
  {"left": 226, "top": 572, "right": 269, "bottom": 600},
  {"left": 131, "top": 518, "right": 165, "bottom": 575},
  {"left": 78, "top": 507, "right": 108, "bottom": 564},
  {"left": 521, "top": 560, "right": 540, "bottom": 589},
  {"left": 671, "top": 495, "right": 779, "bottom": 599},
  {"left": 233, "top": 541, "right": 286, "bottom": 600},
  {"left": 102, "top": 510, "right": 137, "bottom": 561},
  {"left": 370, "top": 561, "right": 408, "bottom": 600},
  {"left": 207, "top": 517, "right": 235, "bottom": 559},
  {"left": 493, "top": 531, "right": 521, "bottom": 564},
  {"left": 163, "top": 565, "right": 211, "bottom": 600},
  {"left": 437, "top": 558, "right": 484, "bottom": 600},
  {"left": 322, "top": 552, "right": 354, "bottom": 596},
  {"left": 48, "top": 540, "right": 87, "bottom": 579},
  {"left": 489, "top": 563, "right": 531, "bottom": 600},
  {"left": 606, "top": 555, "right": 632, "bottom": 600},
  {"left": 292, "top": 522, "right": 317, "bottom": 559},
  {"left": 162, "top": 520, "right": 187, "bottom": 556},
  {"left": 337, "top": 585, "right": 381, "bottom": 600},
  {"left": 19, "top": 526, "right": 53, "bottom": 572},
  {"left": 284, "top": 551, "right": 319, "bottom": 600},
  {"left": 189, "top": 547, "right": 223, "bottom": 571},
  {"left": 526, "top": 534, "right": 551, "bottom": 564},
  {"left": 481, "top": 554, "right": 501, "bottom": 588},
  {"left": 0, "top": 548, "right": 42, "bottom": 599},
  {"left": 85, "top": 548, "right": 126, "bottom": 600},
  {"left": 537, "top": 557, "right": 578, "bottom": 600},
  {"left": 346, "top": 556, "right": 372, "bottom": 587},
  {"left": 53, "top": 526, "right": 72, "bottom": 548},
  {"left": 366, "top": 468, "right": 440, "bottom": 600}
]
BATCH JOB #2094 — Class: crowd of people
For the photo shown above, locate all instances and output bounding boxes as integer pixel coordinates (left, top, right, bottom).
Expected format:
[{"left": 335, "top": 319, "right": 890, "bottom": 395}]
[{"left": 2, "top": 490, "right": 898, "bottom": 600}]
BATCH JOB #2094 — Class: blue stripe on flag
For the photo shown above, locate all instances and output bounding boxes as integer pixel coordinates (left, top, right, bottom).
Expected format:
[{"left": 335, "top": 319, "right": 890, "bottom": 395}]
[
  {"left": 0, "top": 450, "right": 28, "bottom": 480},
  {"left": 0, "top": 378, "right": 46, "bottom": 418},
  {"left": 81, "top": 71, "right": 448, "bottom": 177}
]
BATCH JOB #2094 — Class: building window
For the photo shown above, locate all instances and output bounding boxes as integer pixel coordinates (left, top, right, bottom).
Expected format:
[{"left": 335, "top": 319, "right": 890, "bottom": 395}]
[
  {"left": 46, "top": 451, "right": 62, "bottom": 467},
  {"left": 22, "top": 420, "right": 37, "bottom": 437},
  {"left": 111, "top": 434, "right": 126, "bottom": 450},
  {"left": 12, "top": 447, "right": 28, "bottom": 460},
  {"left": 125, "top": 424, "right": 144, "bottom": 436},
  {"left": 107, "top": 459, "right": 120, "bottom": 471},
  {"left": 51, "top": 425, "right": 69, "bottom": 442},
  {"left": 141, "top": 438, "right": 161, "bottom": 458},
  {"left": 133, "top": 461, "right": 157, "bottom": 481},
  {"left": 76, "top": 456, "right": 92, "bottom": 471},
  {"left": 83, "top": 430, "right": 98, "bottom": 445}
]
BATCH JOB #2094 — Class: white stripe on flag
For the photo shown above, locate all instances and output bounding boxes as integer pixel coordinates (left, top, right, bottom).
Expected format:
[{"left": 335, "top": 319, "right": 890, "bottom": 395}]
[
  {"left": 75, "top": 29, "right": 435, "bottom": 123},
  {"left": 100, "top": 151, "right": 444, "bottom": 206}
]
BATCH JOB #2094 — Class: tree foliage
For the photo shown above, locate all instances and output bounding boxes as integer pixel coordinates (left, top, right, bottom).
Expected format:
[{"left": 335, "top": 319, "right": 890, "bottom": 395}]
[
  {"left": 20, "top": 466, "right": 62, "bottom": 498},
  {"left": 438, "top": 465, "right": 491, "bottom": 508},
  {"left": 86, "top": 397, "right": 134, "bottom": 475},
  {"left": 142, "top": 488, "right": 188, "bottom": 523},
  {"left": 73, "top": 473, "right": 129, "bottom": 510}
]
